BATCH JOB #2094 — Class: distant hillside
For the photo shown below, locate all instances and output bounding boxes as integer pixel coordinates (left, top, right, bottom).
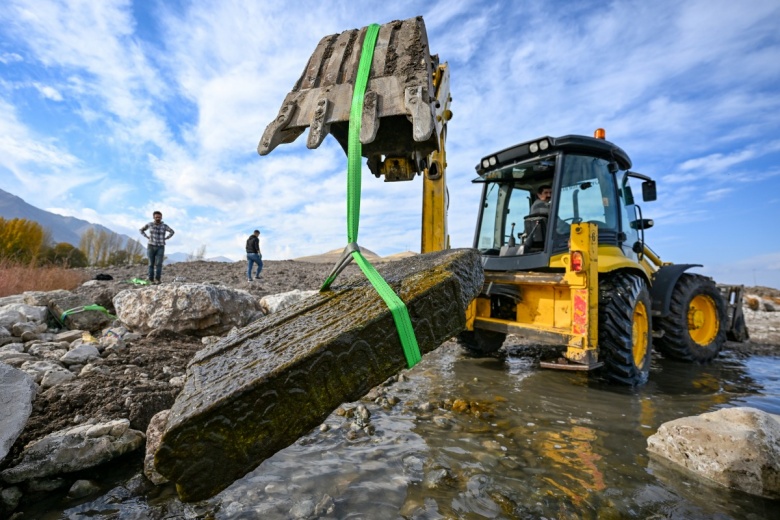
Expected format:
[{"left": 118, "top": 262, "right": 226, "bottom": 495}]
[
  {"left": 0, "top": 188, "right": 134, "bottom": 247},
  {"left": 164, "top": 252, "right": 234, "bottom": 265}
]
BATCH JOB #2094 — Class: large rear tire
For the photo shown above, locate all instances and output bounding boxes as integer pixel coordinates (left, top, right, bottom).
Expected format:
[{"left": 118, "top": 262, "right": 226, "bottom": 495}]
[
  {"left": 654, "top": 274, "right": 727, "bottom": 362},
  {"left": 598, "top": 272, "right": 653, "bottom": 385},
  {"left": 457, "top": 330, "right": 506, "bottom": 356}
]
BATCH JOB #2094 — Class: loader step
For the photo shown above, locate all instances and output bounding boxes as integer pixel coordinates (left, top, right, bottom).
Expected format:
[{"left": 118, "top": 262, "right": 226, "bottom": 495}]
[{"left": 540, "top": 358, "right": 603, "bottom": 371}]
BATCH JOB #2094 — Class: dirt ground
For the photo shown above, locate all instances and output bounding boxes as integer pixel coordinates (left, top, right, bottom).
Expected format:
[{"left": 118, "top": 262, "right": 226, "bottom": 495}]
[
  {"left": 3, "top": 258, "right": 779, "bottom": 472},
  {"left": 2, "top": 259, "right": 353, "bottom": 469}
]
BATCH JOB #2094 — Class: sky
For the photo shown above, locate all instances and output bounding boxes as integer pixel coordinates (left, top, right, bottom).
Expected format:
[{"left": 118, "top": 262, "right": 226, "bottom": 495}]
[{"left": 1, "top": 0, "right": 779, "bottom": 288}]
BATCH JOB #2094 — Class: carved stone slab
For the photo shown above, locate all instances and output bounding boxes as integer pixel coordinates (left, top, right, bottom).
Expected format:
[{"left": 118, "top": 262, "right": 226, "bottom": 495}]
[{"left": 154, "top": 248, "right": 483, "bottom": 501}]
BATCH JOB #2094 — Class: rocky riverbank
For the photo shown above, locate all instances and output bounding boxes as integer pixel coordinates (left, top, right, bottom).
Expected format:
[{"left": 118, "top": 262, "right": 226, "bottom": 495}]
[{"left": 1, "top": 259, "right": 779, "bottom": 517}]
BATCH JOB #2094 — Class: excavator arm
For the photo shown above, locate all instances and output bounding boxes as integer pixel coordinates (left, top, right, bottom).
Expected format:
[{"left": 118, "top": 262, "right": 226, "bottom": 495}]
[{"left": 258, "top": 16, "right": 451, "bottom": 252}]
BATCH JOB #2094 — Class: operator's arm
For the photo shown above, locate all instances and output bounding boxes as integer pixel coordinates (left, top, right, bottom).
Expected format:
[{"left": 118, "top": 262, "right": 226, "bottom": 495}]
[
  {"left": 165, "top": 225, "right": 175, "bottom": 240},
  {"left": 140, "top": 223, "right": 149, "bottom": 238}
]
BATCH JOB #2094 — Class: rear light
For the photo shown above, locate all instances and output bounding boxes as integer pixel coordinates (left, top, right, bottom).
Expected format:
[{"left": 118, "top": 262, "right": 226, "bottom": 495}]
[{"left": 571, "top": 251, "right": 584, "bottom": 272}]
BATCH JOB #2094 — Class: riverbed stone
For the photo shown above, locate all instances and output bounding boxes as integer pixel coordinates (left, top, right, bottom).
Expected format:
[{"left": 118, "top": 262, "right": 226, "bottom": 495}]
[
  {"left": 60, "top": 343, "right": 101, "bottom": 366},
  {"left": 0, "top": 418, "right": 145, "bottom": 483},
  {"left": 647, "top": 406, "right": 780, "bottom": 499},
  {"left": 144, "top": 410, "right": 171, "bottom": 485},
  {"left": 154, "top": 248, "right": 483, "bottom": 501},
  {"left": 0, "top": 364, "right": 37, "bottom": 463}
]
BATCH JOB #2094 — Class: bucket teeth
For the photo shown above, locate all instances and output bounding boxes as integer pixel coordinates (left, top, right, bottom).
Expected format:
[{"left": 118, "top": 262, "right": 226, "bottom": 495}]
[{"left": 258, "top": 16, "right": 442, "bottom": 174}]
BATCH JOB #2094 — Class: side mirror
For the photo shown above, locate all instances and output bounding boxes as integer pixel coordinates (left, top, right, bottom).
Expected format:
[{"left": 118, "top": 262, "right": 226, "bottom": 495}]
[
  {"left": 630, "top": 218, "right": 654, "bottom": 230},
  {"left": 642, "top": 180, "right": 657, "bottom": 202}
]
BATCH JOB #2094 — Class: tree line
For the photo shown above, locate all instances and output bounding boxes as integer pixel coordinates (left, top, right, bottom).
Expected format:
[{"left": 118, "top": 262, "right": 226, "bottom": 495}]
[{"left": 0, "top": 217, "right": 145, "bottom": 267}]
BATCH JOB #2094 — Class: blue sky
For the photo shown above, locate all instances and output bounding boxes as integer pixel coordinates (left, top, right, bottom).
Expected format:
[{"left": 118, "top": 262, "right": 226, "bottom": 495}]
[{"left": 1, "top": 0, "right": 779, "bottom": 288}]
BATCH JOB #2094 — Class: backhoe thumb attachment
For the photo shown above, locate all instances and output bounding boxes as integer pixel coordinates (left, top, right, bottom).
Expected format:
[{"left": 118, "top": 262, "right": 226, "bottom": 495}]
[{"left": 258, "top": 16, "right": 449, "bottom": 179}]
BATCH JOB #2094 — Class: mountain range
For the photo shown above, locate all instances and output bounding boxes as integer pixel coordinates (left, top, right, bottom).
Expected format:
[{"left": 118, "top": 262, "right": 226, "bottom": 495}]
[
  {"left": 0, "top": 188, "right": 232, "bottom": 263},
  {"left": 0, "top": 187, "right": 135, "bottom": 247}
]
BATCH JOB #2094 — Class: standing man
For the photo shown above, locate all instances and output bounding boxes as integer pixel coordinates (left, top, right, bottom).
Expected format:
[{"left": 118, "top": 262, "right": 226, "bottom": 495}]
[
  {"left": 140, "top": 211, "right": 175, "bottom": 284},
  {"left": 246, "top": 229, "right": 263, "bottom": 282}
]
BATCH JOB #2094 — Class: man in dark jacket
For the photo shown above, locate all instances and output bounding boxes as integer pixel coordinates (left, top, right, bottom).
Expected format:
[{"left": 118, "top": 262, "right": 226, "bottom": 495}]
[{"left": 246, "top": 230, "right": 262, "bottom": 282}]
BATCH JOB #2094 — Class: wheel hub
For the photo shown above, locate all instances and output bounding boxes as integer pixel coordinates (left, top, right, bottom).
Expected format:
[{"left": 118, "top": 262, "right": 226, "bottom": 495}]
[
  {"left": 632, "top": 301, "right": 649, "bottom": 368},
  {"left": 687, "top": 295, "right": 719, "bottom": 346}
]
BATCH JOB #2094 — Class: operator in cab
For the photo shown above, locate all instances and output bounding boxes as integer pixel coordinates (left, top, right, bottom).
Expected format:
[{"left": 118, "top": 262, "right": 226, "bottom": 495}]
[{"left": 530, "top": 185, "right": 552, "bottom": 215}]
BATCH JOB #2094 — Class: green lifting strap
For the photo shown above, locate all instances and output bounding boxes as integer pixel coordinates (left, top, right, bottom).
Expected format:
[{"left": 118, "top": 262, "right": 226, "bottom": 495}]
[
  {"left": 320, "top": 23, "right": 422, "bottom": 368},
  {"left": 61, "top": 304, "right": 116, "bottom": 322}
]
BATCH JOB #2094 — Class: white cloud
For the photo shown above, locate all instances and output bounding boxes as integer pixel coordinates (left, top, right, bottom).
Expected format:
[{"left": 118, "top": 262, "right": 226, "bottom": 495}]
[
  {"left": 0, "top": 52, "right": 23, "bottom": 64},
  {"left": 32, "top": 83, "right": 63, "bottom": 101}
]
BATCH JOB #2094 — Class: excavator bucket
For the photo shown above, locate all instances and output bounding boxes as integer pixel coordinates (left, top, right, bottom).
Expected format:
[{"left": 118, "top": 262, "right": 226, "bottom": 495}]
[{"left": 258, "top": 16, "right": 449, "bottom": 180}]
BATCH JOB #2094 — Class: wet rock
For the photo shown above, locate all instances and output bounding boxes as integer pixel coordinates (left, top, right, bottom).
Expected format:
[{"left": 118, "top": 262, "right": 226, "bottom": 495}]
[
  {"left": 113, "top": 284, "right": 264, "bottom": 337},
  {"left": 314, "top": 494, "right": 335, "bottom": 515},
  {"left": 289, "top": 498, "right": 315, "bottom": 519},
  {"left": 1, "top": 485, "right": 22, "bottom": 512},
  {"left": 143, "top": 410, "right": 170, "bottom": 485},
  {"left": 67, "top": 479, "right": 101, "bottom": 499},
  {"left": 154, "top": 248, "right": 483, "bottom": 501},
  {"left": 647, "top": 406, "right": 780, "bottom": 499},
  {"left": 0, "top": 364, "right": 37, "bottom": 462},
  {"left": 27, "top": 477, "right": 67, "bottom": 492},
  {"left": 0, "top": 419, "right": 145, "bottom": 484}
]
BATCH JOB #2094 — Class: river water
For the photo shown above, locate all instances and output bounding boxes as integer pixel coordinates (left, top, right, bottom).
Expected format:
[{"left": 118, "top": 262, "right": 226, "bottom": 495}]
[{"left": 31, "top": 340, "right": 780, "bottom": 519}]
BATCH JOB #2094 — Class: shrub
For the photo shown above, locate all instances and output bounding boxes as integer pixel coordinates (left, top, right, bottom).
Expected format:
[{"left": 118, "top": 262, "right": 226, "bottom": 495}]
[{"left": 0, "top": 258, "right": 88, "bottom": 297}]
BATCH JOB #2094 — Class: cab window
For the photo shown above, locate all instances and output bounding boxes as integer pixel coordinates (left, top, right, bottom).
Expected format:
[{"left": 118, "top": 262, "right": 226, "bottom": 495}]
[{"left": 553, "top": 155, "right": 619, "bottom": 239}]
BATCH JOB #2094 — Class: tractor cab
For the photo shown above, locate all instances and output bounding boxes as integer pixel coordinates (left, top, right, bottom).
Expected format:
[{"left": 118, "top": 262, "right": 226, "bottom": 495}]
[{"left": 472, "top": 131, "right": 657, "bottom": 273}]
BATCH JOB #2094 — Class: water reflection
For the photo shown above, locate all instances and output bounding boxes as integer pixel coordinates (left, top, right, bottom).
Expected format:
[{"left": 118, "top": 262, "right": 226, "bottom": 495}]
[{"left": 38, "top": 343, "right": 780, "bottom": 519}]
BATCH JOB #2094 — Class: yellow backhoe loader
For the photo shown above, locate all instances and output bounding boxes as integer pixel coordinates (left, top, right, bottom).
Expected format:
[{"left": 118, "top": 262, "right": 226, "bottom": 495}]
[{"left": 259, "top": 16, "right": 747, "bottom": 385}]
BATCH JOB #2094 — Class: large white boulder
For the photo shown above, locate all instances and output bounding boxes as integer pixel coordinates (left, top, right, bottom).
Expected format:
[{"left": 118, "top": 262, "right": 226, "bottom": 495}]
[
  {"left": 647, "top": 407, "right": 780, "bottom": 499},
  {"left": 113, "top": 284, "right": 263, "bottom": 337}
]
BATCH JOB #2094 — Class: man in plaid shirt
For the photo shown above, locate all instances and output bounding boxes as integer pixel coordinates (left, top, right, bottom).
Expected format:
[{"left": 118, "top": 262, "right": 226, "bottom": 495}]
[{"left": 140, "top": 210, "right": 175, "bottom": 284}]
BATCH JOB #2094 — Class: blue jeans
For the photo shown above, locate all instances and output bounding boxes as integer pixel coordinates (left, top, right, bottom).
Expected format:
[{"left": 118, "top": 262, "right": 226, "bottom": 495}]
[
  {"left": 147, "top": 245, "right": 165, "bottom": 280},
  {"left": 247, "top": 253, "right": 263, "bottom": 279}
]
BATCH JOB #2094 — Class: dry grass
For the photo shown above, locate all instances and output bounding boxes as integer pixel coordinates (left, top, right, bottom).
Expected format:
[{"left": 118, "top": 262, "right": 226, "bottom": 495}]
[{"left": 0, "top": 259, "right": 88, "bottom": 298}]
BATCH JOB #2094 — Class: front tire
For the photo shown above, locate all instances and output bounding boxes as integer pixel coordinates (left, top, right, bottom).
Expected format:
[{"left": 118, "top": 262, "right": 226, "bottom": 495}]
[
  {"left": 654, "top": 274, "right": 727, "bottom": 362},
  {"left": 457, "top": 330, "right": 506, "bottom": 356},
  {"left": 598, "top": 272, "right": 653, "bottom": 385}
]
